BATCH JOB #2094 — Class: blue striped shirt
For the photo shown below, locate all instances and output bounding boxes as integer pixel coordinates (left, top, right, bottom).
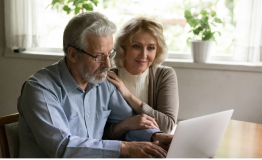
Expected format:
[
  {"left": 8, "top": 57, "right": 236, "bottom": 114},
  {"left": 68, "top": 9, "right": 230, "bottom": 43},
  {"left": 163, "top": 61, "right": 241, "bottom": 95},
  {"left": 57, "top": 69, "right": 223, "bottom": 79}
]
[{"left": 17, "top": 57, "right": 159, "bottom": 158}]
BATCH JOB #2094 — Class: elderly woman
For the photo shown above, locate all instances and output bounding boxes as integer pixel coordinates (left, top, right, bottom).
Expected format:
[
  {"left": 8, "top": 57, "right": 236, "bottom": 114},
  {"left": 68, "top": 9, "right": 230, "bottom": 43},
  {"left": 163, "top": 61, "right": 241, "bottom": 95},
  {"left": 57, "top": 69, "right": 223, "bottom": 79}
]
[{"left": 106, "top": 16, "right": 179, "bottom": 137}]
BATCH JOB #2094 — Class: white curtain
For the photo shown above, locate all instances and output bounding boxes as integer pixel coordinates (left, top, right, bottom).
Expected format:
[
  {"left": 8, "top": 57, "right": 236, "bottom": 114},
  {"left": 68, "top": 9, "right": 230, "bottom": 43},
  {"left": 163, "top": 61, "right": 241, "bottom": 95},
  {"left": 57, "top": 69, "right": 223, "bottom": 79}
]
[
  {"left": 4, "top": 0, "right": 40, "bottom": 48},
  {"left": 234, "top": 0, "right": 262, "bottom": 62}
]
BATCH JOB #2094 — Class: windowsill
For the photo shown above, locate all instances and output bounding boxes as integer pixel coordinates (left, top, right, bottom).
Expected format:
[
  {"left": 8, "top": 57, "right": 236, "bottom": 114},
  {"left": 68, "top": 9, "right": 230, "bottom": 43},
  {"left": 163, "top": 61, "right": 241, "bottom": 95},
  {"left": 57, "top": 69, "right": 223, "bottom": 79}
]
[
  {"left": 163, "top": 59, "right": 262, "bottom": 73},
  {"left": 4, "top": 48, "right": 262, "bottom": 73},
  {"left": 4, "top": 48, "right": 63, "bottom": 61}
]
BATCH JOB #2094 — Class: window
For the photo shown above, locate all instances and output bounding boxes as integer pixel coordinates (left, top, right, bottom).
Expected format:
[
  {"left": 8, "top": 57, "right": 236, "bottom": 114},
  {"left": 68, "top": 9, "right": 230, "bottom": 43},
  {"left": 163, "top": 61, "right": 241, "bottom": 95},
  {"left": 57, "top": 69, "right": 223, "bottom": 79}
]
[
  {"left": 5, "top": 0, "right": 262, "bottom": 63},
  {"left": 38, "top": 0, "right": 239, "bottom": 53},
  {"left": 101, "top": 0, "right": 240, "bottom": 61}
]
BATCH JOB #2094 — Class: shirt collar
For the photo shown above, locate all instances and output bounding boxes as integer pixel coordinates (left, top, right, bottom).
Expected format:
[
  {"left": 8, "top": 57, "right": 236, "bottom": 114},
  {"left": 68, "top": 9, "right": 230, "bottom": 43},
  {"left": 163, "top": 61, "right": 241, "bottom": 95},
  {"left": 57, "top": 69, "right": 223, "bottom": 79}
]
[
  {"left": 59, "top": 57, "right": 99, "bottom": 93},
  {"left": 59, "top": 57, "right": 80, "bottom": 93}
]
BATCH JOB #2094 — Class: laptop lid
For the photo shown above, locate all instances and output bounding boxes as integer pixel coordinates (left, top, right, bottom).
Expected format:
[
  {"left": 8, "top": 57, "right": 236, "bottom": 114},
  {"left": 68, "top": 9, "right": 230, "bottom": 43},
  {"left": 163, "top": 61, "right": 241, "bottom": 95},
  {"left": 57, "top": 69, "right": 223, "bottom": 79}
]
[{"left": 167, "top": 109, "right": 234, "bottom": 158}]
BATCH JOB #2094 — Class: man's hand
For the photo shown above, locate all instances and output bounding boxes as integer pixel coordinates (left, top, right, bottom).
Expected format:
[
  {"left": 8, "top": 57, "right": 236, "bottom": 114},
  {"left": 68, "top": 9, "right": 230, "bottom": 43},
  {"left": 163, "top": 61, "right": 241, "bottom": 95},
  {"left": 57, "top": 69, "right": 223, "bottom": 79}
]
[
  {"left": 151, "top": 133, "right": 173, "bottom": 151},
  {"left": 120, "top": 141, "right": 167, "bottom": 158}
]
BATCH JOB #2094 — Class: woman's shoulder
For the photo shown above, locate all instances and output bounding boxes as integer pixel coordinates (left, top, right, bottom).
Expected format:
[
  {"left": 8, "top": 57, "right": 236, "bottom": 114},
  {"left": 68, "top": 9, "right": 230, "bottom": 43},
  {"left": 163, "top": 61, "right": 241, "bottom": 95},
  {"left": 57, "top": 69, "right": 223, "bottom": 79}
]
[{"left": 150, "top": 65, "right": 176, "bottom": 77}]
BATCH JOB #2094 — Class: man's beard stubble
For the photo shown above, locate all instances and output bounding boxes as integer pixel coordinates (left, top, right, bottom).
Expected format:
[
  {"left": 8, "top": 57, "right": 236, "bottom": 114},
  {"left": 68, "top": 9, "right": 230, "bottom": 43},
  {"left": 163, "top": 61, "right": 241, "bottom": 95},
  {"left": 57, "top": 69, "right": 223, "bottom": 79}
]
[{"left": 77, "top": 62, "right": 108, "bottom": 84}]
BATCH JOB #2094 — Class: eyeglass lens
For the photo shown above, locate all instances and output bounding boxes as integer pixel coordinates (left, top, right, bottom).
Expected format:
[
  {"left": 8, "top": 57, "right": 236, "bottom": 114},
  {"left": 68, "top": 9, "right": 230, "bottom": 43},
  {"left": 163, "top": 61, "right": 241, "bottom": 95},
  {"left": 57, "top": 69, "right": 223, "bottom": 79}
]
[{"left": 96, "top": 50, "right": 116, "bottom": 62}]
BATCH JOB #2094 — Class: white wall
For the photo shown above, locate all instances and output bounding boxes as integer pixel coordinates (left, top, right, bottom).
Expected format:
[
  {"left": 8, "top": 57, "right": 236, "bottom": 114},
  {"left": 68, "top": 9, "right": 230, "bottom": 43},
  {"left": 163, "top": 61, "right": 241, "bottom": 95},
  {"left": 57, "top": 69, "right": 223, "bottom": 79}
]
[
  {"left": 0, "top": 1, "right": 57, "bottom": 117},
  {"left": 167, "top": 67, "right": 262, "bottom": 123},
  {"left": 0, "top": 0, "right": 261, "bottom": 124}
]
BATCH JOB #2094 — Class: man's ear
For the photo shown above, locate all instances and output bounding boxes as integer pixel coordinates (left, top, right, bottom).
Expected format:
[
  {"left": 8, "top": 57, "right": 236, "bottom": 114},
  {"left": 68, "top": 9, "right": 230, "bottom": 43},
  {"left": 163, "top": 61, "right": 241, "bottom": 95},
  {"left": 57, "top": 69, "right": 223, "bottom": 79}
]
[{"left": 67, "top": 47, "right": 78, "bottom": 63}]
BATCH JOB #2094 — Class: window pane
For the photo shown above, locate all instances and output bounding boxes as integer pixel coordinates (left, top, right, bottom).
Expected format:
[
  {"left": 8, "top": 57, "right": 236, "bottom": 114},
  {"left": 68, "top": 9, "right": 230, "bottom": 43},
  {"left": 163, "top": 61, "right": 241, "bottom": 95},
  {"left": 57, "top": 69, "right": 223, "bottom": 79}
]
[
  {"left": 37, "top": 0, "right": 72, "bottom": 48},
  {"left": 37, "top": 0, "right": 239, "bottom": 55},
  {"left": 101, "top": 0, "right": 239, "bottom": 55}
]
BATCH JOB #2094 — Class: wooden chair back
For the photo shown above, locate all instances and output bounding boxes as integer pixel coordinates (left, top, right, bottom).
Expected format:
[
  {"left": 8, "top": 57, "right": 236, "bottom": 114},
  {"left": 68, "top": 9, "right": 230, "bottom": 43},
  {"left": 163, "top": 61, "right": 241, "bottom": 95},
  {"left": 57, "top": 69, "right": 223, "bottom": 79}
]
[{"left": 0, "top": 113, "right": 19, "bottom": 158}]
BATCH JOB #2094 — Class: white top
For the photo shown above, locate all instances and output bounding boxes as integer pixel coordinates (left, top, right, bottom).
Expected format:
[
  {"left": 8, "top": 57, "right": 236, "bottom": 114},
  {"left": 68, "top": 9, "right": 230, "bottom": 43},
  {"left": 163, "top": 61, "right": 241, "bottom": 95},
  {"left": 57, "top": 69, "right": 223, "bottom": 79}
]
[{"left": 118, "top": 68, "right": 149, "bottom": 103}]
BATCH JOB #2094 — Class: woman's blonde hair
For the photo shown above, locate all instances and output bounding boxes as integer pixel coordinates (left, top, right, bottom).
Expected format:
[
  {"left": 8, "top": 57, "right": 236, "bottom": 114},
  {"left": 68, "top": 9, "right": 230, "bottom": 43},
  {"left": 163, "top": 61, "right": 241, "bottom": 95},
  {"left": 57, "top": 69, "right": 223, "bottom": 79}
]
[{"left": 113, "top": 16, "right": 168, "bottom": 68}]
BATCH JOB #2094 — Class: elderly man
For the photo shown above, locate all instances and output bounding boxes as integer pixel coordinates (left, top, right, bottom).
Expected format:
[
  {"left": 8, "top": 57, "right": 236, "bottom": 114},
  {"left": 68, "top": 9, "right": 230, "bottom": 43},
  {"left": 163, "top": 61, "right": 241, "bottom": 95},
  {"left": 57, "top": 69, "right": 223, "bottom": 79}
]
[{"left": 17, "top": 11, "right": 172, "bottom": 158}]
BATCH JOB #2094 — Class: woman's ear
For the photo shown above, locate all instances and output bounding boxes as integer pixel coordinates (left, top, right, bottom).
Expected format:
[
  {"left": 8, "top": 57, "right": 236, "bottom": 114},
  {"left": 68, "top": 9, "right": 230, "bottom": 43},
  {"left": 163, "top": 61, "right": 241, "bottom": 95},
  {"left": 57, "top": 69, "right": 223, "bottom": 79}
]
[
  {"left": 67, "top": 47, "right": 78, "bottom": 63},
  {"left": 121, "top": 45, "right": 126, "bottom": 53}
]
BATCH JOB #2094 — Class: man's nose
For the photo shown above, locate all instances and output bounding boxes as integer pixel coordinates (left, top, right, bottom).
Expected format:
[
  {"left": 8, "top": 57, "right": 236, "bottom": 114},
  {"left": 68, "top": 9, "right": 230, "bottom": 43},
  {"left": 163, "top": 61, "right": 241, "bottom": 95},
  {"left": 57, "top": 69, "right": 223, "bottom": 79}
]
[{"left": 102, "top": 56, "right": 111, "bottom": 68}]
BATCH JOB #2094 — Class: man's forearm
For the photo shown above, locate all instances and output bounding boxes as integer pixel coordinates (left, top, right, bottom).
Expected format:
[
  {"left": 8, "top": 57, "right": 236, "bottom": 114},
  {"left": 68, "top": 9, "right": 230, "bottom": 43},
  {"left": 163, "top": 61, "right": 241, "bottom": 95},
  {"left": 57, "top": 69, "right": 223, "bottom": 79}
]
[
  {"left": 125, "top": 128, "right": 161, "bottom": 142},
  {"left": 113, "top": 121, "right": 129, "bottom": 139}
]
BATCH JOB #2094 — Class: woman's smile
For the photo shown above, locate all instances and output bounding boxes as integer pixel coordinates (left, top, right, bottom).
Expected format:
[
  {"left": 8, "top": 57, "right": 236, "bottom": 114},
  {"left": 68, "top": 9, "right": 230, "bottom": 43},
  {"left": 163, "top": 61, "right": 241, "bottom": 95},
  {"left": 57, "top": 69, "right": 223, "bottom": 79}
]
[{"left": 135, "top": 60, "right": 148, "bottom": 65}]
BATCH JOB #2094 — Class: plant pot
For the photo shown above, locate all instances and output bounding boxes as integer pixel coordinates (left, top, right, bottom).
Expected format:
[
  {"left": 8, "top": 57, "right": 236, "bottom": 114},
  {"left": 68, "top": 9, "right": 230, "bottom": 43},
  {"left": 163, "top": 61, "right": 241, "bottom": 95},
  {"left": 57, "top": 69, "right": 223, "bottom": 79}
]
[{"left": 190, "top": 40, "right": 213, "bottom": 63}]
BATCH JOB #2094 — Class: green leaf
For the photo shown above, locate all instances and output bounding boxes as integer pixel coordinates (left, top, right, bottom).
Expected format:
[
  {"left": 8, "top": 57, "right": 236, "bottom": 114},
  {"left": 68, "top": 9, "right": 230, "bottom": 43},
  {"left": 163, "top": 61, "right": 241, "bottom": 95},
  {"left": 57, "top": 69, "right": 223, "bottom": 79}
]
[
  {"left": 200, "top": 10, "right": 208, "bottom": 16},
  {"left": 83, "top": 3, "right": 93, "bottom": 11},
  {"left": 197, "top": 26, "right": 203, "bottom": 32},
  {"left": 184, "top": 9, "right": 223, "bottom": 42},
  {"left": 201, "top": 22, "right": 210, "bottom": 29},
  {"left": 193, "top": 28, "right": 200, "bottom": 35},
  {"left": 75, "top": 7, "right": 81, "bottom": 14},
  {"left": 202, "top": 30, "right": 213, "bottom": 41},
  {"left": 211, "top": 22, "right": 217, "bottom": 27},
  {"left": 186, "top": 37, "right": 192, "bottom": 45},
  {"left": 72, "top": 0, "right": 77, "bottom": 5},
  {"left": 193, "top": 27, "right": 203, "bottom": 36},
  {"left": 64, "top": 0, "right": 69, "bottom": 5},
  {"left": 48, "top": 0, "right": 99, "bottom": 15},
  {"left": 76, "top": 2, "right": 83, "bottom": 8},
  {"left": 46, "top": 4, "right": 51, "bottom": 9},
  {"left": 214, "top": 17, "right": 222, "bottom": 24},
  {"left": 201, "top": 16, "right": 209, "bottom": 22},
  {"left": 188, "top": 29, "right": 194, "bottom": 33},
  {"left": 187, "top": 19, "right": 198, "bottom": 28},
  {"left": 211, "top": 11, "right": 216, "bottom": 17},
  {"left": 184, "top": 10, "right": 192, "bottom": 19},
  {"left": 63, "top": 5, "right": 71, "bottom": 14},
  {"left": 51, "top": 0, "right": 60, "bottom": 5},
  {"left": 91, "top": 0, "right": 99, "bottom": 6}
]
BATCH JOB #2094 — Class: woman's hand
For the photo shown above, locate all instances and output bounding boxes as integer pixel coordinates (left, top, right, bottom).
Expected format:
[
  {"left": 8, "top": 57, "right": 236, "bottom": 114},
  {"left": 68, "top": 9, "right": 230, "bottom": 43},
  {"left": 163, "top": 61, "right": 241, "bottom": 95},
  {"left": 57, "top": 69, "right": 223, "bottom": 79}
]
[
  {"left": 112, "top": 114, "right": 160, "bottom": 139},
  {"left": 107, "top": 71, "right": 132, "bottom": 99},
  {"left": 117, "top": 114, "right": 159, "bottom": 131}
]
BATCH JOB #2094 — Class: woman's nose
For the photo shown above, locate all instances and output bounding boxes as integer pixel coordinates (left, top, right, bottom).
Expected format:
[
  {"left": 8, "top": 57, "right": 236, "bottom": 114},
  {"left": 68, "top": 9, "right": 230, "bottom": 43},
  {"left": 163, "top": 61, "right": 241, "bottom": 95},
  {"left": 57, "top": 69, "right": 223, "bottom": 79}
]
[{"left": 141, "top": 48, "right": 147, "bottom": 57}]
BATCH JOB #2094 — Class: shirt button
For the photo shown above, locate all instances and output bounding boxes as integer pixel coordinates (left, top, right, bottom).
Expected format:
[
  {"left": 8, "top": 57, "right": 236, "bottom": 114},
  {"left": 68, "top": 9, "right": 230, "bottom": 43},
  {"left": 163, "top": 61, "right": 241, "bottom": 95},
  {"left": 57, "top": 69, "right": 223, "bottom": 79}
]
[{"left": 87, "top": 114, "right": 89, "bottom": 118}]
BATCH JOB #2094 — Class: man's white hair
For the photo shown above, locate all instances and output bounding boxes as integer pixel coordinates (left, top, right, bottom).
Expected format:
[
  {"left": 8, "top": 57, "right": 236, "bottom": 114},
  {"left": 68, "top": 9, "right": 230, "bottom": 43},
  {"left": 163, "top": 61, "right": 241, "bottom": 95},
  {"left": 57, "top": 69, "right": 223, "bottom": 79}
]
[{"left": 63, "top": 11, "right": 117, "bottom": 55}]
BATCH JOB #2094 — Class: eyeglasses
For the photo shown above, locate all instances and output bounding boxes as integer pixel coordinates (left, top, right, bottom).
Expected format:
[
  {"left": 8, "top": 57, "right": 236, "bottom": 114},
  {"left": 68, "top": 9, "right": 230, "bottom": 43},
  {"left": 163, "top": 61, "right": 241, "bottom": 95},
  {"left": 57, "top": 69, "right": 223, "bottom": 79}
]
[{"left": 73, "top": 47, "right": 116, "bottom": 62}]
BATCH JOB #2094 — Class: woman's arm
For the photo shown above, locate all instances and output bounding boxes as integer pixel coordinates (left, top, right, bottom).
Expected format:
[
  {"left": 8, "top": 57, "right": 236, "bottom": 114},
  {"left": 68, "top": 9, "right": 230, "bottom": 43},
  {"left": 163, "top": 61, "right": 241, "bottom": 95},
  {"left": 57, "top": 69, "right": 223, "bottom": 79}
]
[
  {"left": 107, "top": 71, "right": 144, "bottom": 112},
  {"left": 103, "top": 114, "right": 159, "bottom": 140},
  {"left": 106, "top": 67, "right": 178, "bottom": 135},
  {"left": 135, "top": 67, "right": 179, "bottom": 134},
  {"left": 106, "top": 71, "right": 159, "bottom": 139}
]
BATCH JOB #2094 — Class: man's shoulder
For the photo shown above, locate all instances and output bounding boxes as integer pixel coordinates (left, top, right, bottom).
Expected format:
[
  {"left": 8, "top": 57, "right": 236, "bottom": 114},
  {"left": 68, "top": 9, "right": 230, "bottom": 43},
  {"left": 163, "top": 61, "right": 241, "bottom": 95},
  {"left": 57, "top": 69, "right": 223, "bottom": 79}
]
[
  {"left": 98, "top": 79, "right": 117, "bottom": 93},
  {"left": 27, "top": 61, "right": 61, "bottom": 87}
]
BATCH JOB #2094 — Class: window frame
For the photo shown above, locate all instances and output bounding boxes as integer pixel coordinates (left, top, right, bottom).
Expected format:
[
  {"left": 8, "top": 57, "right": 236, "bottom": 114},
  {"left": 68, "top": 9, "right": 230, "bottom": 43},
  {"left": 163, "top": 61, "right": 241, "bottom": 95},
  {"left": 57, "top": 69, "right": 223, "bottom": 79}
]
[
  {"left": 4, "top": 47, "right": 262, "bottom": 73},
  {"left": 4, "top": 0, "right": 262, "bottom": 71},
  {"left": 168, "top": 51, "right": 236, "bottom": 62}
]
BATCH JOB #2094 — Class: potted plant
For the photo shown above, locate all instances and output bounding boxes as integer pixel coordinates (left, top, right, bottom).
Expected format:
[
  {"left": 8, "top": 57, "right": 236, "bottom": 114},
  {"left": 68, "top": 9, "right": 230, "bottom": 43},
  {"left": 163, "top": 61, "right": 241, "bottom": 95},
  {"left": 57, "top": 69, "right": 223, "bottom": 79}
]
[
  {"left": 48, "top": 0, "right": 99, "bottom": 15},
  {"left": 184, "top": 9, "right": 222, "bottom": 62}
]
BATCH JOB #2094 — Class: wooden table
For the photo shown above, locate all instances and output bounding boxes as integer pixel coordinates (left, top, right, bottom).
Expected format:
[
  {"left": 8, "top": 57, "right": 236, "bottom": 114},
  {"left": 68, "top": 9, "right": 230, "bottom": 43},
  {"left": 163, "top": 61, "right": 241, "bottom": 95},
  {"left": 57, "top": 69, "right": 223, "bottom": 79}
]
[{"left": 214, "top": 120, "right": 262, "bottom": 158}]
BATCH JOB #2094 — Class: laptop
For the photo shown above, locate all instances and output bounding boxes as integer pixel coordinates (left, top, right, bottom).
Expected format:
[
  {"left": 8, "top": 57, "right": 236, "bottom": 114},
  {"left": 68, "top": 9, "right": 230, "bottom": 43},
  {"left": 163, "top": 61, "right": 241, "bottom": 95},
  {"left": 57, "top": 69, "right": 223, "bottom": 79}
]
[{"left": 167, "top": 109, "right": 234, "bottom": 158}]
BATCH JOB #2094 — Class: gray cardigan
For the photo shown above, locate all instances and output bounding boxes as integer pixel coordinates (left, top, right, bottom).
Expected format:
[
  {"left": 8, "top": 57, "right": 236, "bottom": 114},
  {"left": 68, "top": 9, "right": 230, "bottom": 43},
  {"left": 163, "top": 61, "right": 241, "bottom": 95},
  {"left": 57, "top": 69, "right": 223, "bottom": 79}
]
[{"left": 112, "top": 65, "right": 179, "bottom": 134}]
